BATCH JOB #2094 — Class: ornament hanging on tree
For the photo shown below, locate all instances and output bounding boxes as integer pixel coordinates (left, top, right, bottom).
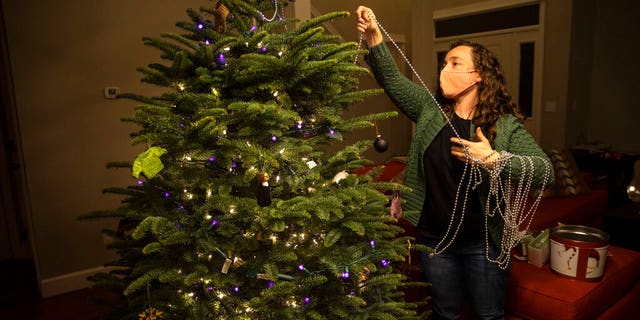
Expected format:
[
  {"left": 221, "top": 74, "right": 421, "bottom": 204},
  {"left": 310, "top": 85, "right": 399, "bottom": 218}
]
[
  {"left": 256, "top": 172, "right": 272, "bottom": 207},
  {"left": 213, "top": 1, "right": 229, "bottom": 33},
  {"left": 373, "top": 135, "right": 388, "bottom": 153},
  {"left": 138, "top": 307, "right": 163, "bottom": 320},
  {"left": 372, "top": 122, "right": 388, "bottom": 153}
]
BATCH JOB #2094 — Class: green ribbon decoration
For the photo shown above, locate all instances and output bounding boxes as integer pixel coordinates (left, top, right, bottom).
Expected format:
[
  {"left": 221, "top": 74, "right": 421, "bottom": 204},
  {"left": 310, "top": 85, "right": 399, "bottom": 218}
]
[{"left": 132, "top": 146, "right": 167, "bottom": 179}]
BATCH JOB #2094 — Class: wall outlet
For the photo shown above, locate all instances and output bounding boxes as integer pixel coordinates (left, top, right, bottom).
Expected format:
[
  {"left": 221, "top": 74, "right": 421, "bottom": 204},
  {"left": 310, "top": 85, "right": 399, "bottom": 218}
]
[
  {"left": 544, "top": 101, "right": 557, "bottom": 113},
  {"left": 102, "top": 233, "right": 114, "bottom": 245}
]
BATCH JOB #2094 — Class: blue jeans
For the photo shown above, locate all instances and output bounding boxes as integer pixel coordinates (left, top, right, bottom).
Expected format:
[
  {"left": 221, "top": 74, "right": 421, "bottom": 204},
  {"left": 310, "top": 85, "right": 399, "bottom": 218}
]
[{"left": 419, "top": 236, "right": 510, "bottom": 320}]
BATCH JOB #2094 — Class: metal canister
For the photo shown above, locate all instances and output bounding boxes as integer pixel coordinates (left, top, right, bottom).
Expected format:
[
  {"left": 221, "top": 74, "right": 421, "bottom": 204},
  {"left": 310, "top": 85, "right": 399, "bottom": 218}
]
[{"left": 549, "top": 225, "right": 610, "bottom": 281}]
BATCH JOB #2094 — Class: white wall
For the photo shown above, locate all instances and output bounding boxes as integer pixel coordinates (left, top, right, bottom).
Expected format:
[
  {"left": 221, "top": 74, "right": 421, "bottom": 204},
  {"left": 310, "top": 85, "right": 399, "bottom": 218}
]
[
  {"left": 584, "top": 0, "right": 640, "bottom": 153},
  {"left": 4, "top": 0, "right": 210, "bottom": 296}
]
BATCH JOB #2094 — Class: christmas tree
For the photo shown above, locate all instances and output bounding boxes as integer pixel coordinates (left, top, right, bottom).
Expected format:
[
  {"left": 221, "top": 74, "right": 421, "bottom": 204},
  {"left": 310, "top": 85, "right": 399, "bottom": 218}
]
[{"left": 81, "top": 1, "right": 426, "bottom": 319}]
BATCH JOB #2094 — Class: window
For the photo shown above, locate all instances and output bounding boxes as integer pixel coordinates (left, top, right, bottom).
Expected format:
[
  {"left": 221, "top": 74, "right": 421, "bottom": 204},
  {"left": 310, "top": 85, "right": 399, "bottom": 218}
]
[
  {"left": 435, "top": 4, "right": 539, "bottom": 38},
  {"left": 518, "top": 42, "right": 535, "bottom": 117}
]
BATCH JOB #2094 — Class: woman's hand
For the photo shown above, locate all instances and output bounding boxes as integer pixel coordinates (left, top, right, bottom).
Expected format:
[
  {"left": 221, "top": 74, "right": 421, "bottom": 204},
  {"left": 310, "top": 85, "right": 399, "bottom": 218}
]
[
  {"left": 355, "top": 6, "right": 383, "bottom": 47},
  {"left": 450, "top": 127, "right": 500, "bottom": 168}
]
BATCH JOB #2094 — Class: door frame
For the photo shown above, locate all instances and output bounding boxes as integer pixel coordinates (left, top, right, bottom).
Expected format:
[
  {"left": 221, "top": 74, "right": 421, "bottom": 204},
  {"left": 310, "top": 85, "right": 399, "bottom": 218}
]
[{"left": 431, "top": 0, "right": 546, "bottom": 143}]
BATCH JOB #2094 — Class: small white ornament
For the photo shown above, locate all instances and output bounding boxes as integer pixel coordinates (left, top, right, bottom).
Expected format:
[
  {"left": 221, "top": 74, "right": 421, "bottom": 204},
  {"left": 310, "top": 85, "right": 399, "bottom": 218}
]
[
  {"left": 332, "top": 171, "right": 349, "bottom": 184},
  {"left": 306, "top": 160, "right": 317, "bottom": 169}
]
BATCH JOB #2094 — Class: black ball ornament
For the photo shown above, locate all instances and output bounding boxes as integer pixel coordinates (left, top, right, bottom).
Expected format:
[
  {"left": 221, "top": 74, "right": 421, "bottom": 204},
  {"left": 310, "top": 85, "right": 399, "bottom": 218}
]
[{"left": 373, "top": 135, "right": 388, "bottom": 153}]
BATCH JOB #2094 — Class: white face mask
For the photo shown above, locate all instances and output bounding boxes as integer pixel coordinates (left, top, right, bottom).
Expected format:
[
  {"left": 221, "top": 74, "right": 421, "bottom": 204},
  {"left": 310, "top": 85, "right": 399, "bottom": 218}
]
[{"left": 439, "top": 69, "right": 477, "bottom": 98}]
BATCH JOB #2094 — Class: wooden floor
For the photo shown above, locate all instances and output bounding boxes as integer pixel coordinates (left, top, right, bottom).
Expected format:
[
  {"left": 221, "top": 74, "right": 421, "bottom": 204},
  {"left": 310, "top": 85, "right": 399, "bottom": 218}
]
[{"left": 0, "top": 260, "right": 114, "bottom": 320}]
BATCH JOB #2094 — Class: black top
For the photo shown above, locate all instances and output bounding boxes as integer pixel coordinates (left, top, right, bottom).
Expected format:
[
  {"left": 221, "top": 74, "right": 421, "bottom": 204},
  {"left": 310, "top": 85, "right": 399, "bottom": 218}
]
[{"left": 417, "top": 113, "right": 483, "bottom": 243}]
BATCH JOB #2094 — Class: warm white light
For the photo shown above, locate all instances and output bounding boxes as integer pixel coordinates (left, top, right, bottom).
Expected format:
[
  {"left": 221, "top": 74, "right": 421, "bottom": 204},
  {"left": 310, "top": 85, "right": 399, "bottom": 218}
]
[
  {"left": 273, "top": 91, "right": 279, "bottom": 97},
  {"left": 206, "top": 214, "right": 212, "bottom": 220},
  {"left": 178, "top": 83, "right": 185, "bottom": 91},
  {"left": 629, "top": 186, "right": 636, "bottom": 192},
  {"left": 224, "top": 47, "right": 230, "bottom": 51}
]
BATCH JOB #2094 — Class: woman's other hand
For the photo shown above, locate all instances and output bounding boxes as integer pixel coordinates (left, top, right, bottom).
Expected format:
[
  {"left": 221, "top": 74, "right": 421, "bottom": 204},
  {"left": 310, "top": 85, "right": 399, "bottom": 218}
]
[{"left": 450, "top": 127, "right": 500, "bottom": 168}]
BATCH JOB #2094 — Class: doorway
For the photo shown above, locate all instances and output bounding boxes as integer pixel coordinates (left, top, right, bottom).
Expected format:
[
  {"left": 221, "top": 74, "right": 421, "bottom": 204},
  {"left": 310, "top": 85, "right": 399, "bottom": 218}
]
[{"left": 0, "top": 1, "right": 39, "bottom": 303}]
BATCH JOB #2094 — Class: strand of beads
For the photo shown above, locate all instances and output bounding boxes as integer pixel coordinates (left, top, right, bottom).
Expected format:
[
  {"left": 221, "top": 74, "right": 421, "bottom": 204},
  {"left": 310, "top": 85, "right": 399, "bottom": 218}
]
[{"left": 257, "top": 0, "right": 281, "bottom": 22}]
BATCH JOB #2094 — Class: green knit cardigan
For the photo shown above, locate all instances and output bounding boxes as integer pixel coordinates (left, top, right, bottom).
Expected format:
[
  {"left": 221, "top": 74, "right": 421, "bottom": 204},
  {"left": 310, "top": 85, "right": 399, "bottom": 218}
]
[{"left": 365, "top": 42, "right": 553, "bottom": 249}]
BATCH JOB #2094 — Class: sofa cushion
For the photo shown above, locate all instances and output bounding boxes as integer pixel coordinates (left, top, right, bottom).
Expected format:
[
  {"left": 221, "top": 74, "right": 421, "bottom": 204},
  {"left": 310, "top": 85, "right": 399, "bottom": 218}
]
[
  {"left": 549, "top": 148, "right": 591, "bottom": 196},
  {"left": 530, "top": 189, "right": 608, "bottom": 230},
  {"left": 507, "top": 245, "right": 640, "bottom": 320},
  {"left": 596, "top": 282, "right": 640, "bottom": 319}
]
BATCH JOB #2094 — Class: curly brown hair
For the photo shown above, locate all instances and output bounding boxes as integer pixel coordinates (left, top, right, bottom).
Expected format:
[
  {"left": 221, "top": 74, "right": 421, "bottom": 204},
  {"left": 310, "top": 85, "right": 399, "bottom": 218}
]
[{"left": 436, "top": 40, "right": 525, "bottom": 143}]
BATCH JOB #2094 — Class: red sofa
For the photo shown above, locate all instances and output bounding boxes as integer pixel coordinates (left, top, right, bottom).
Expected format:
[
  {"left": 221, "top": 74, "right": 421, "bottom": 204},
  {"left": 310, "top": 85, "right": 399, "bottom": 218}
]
[{"left": 355, "top": 159, "right": 639, "bottom": 319}]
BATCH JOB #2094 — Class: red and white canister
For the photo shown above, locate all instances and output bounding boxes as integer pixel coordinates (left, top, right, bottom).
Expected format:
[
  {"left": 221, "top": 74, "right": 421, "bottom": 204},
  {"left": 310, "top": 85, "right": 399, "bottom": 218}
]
[{"left": 549, "top": 225, "right": 609, "bottom": 281}]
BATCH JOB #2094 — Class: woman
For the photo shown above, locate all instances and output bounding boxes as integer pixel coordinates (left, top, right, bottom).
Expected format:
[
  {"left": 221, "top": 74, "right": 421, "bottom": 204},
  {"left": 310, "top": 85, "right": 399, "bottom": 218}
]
[{"left": 355, "top": 6, "right": 552, "bottom": 320}]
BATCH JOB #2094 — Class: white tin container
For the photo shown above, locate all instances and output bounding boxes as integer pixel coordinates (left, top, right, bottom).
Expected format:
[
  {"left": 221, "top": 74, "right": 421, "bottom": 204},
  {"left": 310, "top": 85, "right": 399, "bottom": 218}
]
[{"left": 549, "top": 225, "right": 609, "bottom": 281}]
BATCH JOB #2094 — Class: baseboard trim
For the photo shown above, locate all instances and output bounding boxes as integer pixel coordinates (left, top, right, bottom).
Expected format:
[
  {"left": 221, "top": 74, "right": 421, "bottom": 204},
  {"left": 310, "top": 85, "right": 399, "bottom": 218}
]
[{"left": 40, "top": 266, "right": 114, "bottom": 298}]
